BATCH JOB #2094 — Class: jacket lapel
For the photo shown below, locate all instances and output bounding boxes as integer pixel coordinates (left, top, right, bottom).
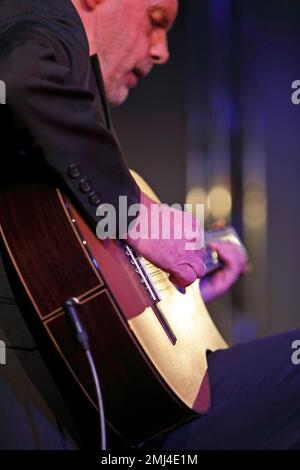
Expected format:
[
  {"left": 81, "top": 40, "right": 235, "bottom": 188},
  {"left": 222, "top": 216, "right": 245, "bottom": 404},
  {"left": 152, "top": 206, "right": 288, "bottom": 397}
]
[{"left": 90, "top": 54, "right": 112, "bottom": 131}]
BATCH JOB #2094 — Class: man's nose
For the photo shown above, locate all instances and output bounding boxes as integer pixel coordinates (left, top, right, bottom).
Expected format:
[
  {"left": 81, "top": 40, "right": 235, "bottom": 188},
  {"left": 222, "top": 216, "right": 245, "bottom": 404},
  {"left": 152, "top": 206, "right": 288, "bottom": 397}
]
[{"left": 149, "top": 30, "right": 170, "bottom": 65}]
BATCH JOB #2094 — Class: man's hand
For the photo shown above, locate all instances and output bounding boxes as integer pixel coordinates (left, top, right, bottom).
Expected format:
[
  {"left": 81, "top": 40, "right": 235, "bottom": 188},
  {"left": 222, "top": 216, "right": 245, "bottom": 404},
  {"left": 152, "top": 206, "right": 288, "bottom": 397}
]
[
  {"left": 127, "top": 192, "right": 206, "bottom": 288},
  {"left": 200, "top": 240, "right": 249, "bottom": 304}
]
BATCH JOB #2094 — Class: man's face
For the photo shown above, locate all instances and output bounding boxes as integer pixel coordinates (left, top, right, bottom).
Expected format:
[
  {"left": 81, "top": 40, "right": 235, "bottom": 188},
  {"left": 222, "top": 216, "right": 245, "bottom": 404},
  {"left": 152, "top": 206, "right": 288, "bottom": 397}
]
[{"left": 94, "top": 0, "right": 178, "bottom": 106}]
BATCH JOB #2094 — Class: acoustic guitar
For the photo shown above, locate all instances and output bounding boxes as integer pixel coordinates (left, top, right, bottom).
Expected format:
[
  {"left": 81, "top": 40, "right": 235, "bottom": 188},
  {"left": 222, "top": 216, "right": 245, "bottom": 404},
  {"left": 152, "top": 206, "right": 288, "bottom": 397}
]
[{"left": 0, "top": 170, "right": 244, "bottom": 445}]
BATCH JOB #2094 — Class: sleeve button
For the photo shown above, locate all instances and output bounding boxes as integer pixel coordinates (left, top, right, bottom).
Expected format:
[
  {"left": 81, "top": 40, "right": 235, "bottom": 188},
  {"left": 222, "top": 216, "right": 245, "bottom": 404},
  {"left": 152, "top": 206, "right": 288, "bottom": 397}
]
[
  {"left": 79, "top": 178, "right": 92, "bottom": 193},
  {"left": 89, "top": 191, "right": 101, "bottom": 206},
  {"left": 68, "top": 164, "right": 81, "bottom": 179}
]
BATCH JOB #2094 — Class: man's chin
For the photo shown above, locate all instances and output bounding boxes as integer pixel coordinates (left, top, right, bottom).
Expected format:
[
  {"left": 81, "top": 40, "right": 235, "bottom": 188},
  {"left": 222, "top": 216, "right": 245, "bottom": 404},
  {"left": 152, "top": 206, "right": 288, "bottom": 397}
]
[{"left": 107, "top": 85, "right": 129, "bottom": 107}]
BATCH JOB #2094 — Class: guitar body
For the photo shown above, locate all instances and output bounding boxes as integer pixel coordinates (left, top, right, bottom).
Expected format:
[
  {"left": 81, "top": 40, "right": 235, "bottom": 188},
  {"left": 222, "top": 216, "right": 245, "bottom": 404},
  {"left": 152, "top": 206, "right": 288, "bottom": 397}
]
[{"left": 0, "top": 172, "right": 227, "bottom": 445}]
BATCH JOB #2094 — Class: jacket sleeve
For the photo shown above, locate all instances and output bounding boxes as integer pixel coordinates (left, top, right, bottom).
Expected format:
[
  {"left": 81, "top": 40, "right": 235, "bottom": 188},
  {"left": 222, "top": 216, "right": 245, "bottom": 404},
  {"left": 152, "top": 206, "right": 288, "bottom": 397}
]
[{"left": 0, "top": 25, "right": 140, "bottom": 237}]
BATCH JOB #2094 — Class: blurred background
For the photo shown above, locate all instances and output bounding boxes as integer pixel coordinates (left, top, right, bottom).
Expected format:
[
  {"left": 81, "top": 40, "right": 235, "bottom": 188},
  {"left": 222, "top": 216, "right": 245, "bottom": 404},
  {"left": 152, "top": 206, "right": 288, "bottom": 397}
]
[{"left": 113, "top": 0, "right": 300, "bottom": 344}]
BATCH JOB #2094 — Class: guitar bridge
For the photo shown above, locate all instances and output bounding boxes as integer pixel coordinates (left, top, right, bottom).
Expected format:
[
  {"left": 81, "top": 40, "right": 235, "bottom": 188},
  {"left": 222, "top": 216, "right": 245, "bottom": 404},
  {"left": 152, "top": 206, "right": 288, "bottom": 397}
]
[
  {"left": 124, "top": 244, "right": 161, "bottom": 304},
  {"left": 123, "top": 244, "right": 177, "bottom": 345}
]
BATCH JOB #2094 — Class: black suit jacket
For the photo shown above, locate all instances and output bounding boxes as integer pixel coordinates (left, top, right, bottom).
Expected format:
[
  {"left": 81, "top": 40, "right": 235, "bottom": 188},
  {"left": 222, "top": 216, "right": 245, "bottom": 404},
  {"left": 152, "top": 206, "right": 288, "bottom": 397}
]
[{"left": 0, "top": 0, "right": 140, "bottom": 235}]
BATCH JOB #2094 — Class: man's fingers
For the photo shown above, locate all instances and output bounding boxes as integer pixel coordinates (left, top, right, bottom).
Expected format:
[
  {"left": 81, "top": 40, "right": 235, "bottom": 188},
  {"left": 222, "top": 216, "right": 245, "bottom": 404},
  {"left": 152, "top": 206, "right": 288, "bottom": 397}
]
[
  {"left": 169, "top": 266, "right": 197, "bottom": 288},
  {"left": 169, "top": 261, "right": 205, "bottom": 288},
  {"left": 209, "top": 241, "right": 247, "bottom": 272},
  {"left": 200, "top": 240, "right": 250, "bottom": 303},
  {"left": 169, "top": 270, "right": 196, "bottom": 288}
]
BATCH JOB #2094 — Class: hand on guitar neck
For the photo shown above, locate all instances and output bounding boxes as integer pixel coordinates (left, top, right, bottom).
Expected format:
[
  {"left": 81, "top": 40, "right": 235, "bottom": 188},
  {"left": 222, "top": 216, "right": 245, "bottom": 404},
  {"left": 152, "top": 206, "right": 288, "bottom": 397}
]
[{"left": 200, "top": 238, "right": 249, "bottom": 304}]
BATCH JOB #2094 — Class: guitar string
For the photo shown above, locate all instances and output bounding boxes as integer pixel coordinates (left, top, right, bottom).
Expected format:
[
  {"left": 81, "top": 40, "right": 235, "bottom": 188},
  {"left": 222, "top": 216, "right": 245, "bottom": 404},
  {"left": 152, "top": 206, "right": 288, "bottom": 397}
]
[
  {"left": 158, "top": 286, "right": 172, "bottom": 294},
  {"left": 146, "top": 270, "right": 161, "bottom": 276},
  {"left": 153, "top": 278, "right": 169, "bottom": 285}
]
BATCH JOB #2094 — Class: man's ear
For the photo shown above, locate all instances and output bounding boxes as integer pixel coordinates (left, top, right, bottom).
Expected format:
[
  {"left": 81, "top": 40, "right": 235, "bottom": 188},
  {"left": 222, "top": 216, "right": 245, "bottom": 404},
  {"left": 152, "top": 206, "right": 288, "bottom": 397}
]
[{"left": 85, "top": 0, "right": 102, "bottom": 11}]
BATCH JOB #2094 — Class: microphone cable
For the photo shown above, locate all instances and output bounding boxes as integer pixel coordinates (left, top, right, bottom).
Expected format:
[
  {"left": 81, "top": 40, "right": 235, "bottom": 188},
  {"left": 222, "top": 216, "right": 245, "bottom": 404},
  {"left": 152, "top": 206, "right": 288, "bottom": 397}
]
[{"left": 64, "top": 298, "right": 107, "bottom": 450}]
